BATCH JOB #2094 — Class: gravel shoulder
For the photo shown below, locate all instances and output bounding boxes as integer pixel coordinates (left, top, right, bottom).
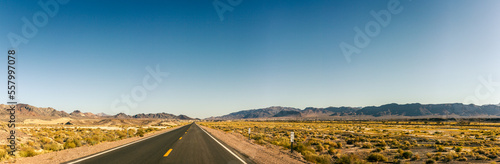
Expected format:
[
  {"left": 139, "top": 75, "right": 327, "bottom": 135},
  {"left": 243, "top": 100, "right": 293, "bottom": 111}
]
[
  {"left": 4, "top": 126, "right": 183, "bottom": 164},
  {"left": 199, "top": 125, "right": 309, "bottom": 164}
]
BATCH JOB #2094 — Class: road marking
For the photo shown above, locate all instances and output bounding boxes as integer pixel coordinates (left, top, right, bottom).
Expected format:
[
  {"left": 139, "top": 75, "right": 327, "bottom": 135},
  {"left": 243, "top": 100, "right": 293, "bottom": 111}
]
[
  {"left": 66, "top": 125, "right": 187, "bottom": 164},
  {"left": 197, "top": 124, "right": 247, "bottom": 164},
  {"left": 179, "top": 137, "right": 182, "bottom": 140},
  {"left": 163, "top": 149, "right": 173, "bottom": 157}
]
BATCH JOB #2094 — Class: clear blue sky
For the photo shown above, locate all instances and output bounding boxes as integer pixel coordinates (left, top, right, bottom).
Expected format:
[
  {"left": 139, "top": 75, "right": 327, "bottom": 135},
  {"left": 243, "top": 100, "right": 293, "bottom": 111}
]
[{"left": 1, "top": 0, "right": 499, "bottom": 118}]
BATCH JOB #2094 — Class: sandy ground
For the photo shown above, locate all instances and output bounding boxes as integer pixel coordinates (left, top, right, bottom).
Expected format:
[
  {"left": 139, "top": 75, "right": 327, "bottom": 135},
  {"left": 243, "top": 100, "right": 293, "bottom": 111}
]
[
  {"left": 3, "top": 126, "right": 183, "bottom": 164},
  {"left": 22, "top": 118, "right": 72, "bottom": 125},
  {"left": 199, "top": 125, "right": 309, "bottom": 164}
]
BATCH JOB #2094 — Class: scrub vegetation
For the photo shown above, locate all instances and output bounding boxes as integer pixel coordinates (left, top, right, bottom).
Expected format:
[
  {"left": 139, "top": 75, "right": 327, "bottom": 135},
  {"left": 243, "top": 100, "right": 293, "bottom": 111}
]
[{"left": 201, "top": 120, "right": 500, "bottom": 164}]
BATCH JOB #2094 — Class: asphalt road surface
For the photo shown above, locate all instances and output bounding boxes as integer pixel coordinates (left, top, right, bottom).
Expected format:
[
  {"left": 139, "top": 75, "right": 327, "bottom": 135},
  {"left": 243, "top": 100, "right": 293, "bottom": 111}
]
[{"left": 65, "top": 123, "right": 253, "bottom": 164}]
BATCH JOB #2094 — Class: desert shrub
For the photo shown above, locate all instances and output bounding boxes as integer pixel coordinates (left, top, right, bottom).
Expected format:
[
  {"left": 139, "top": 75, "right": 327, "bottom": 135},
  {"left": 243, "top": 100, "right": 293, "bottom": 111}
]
[
  {"left": 74, "top": 138, "right": 82, "bottom": 147},
  {"left": 19, "top": 147, "right": 37, "bottom": 157},
  {"left": 316, "top": 144, "right": 325, "bottom": 152},
  {"left": 426, "top": 159, "right": 436, "bottom": 164},
  {"left": 255, "top": 139, "right": 266, "bottom": 145},
  {"left": 402, "top": 151, "right": 413, "bottom": 159},
  {"left": 336, "top": 142, "right": 343, "bottom": 148},
  {"left": 476, "top": 154, "right": 489, "bottom": 160},
  {"left": 328, "top": 147, "right": 339, "bottom": 155},
  {"left": 373, "top": 147, "right": 383, "bottom": 152},
  {"left": 54, "top": 138, "right": 64, "bottom": 144},
  {"left": 411, "top": 154, "right": 420, "bottom": 161},
  {"left": 116, "top": 130, "right": 127, "bottom": 139},
  {"left": 295, "top": 142, "right": 314, "bottom": 155},
  {"left": 476, "top": 148, "right": 487, "bottom": 155},
  {"left": 361, "top": 142, "right": 373, "bottom": 149},
  {"left": 335, "top": 153, "right": 365, "bottom": 164},
  {"left": 317, "top": 154, "right": 332, "bottom": 164},
  {"left": 308, "top": 138, "right": 322, "bottom": 145},
  {"left": 487, "top": 153, "right": 497, "bottom": 159},
  {"left": 40, "top": 137, "right": 51, "bottom": 144},
  {"left": 136, "top": 128, "right": 145, "bottom": 137},
  {"left": 43, "top": 143, "right": 62, "bottom": 151},
  {"left": 375, "top": 140, "right": 387, "bottom": 147},
  {"left": 457, "top": 156, "right": 468, "bottom": 161},
  {"left": 346, "top": 139, "right": 356, "bottom": 145},
  {"left": 251, "top": 134, "right": 264, "bottom": 140},
  {"left": 328, "top": 142, "right": 338, "bottom": 148},
  {"left": 455, "top": 146, "right": 462, "bottom": 152},
  {"left": 304, "top": 152, "right": 331, "bottom": 164},
  {"left": 303, "top": 151, "right": 324, "bottom": 163},
  {"left": 436, "top": 145, "right": 446, "bottom": 152},
  {"left": 64, "top": 141, "right": 76, "bottom": 149},
  {"left": 127, "top": 129, "right": 136, "bottom": 137},
  {"left": 442, "top": 153, "right": 453, "bottom": 162},
  {"left": 397, "top": 149, "right": 404, "bottom": 154},
  {"left": 366, "top": 153, "right": 388, "bottom": 162},
  {"left": 0, "top": 148, "right": 6, "bottom": 158},
  {"left": 85, "top": 137, "right": 98, "bottom": 146}
]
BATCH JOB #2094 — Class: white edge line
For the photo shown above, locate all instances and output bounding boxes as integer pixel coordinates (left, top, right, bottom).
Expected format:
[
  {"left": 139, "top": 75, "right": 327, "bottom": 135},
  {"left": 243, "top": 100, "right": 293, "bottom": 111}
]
[
  {"left": 67, "top": 125, "right": 185, "bottom": 164},
  {"left": 197, "top": 124, "right": 248, "bottom": 164}
]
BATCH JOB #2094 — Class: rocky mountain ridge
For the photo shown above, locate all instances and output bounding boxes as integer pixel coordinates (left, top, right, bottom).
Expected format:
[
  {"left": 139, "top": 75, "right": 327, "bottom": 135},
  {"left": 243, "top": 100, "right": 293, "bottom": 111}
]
[
  {"left": 0, "top": 104, "right": 195, "bottom": 120},
  {"left": 211, "top": 103, "right": 500, "bottom": 120}
]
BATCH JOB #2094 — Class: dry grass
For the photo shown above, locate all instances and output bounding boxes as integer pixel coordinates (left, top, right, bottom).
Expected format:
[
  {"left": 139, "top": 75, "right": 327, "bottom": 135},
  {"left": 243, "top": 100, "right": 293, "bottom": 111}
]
[{"left": 200, "top": 120, "right": 500, "bottom": 164}]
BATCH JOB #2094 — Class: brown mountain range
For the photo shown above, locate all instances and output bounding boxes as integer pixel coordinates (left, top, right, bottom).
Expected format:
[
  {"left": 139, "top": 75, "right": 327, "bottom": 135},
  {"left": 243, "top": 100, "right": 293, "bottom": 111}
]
[{"left": 0, "top": 104, "right": 195, "bottom": 120}]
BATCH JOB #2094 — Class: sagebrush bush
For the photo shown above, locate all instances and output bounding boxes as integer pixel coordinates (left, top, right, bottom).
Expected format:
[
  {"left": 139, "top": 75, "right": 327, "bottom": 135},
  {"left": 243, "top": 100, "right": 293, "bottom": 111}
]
[
  {"left": 19, "top": 147, "right": 36, "bottom": 157},
  {"left": 367, "top": 153, "right": 387, "bottom": 162},
  {"left": 402, "top": 151, "right": 413, "bottom": 159},
  {"left": 0, "top": 148, "right": 6, "bottom": 158},
  {"left": 43, "top": 143, "right": 62, "bottom": 151},
  {"left": 362, "top": 142, "right": 373, "bottom": 149},
  {"left": 426, "top": 159, "right": 436, "bottom": 164},
  {"left": 335, "top": 153, "right": 364, "bottom": 164}
]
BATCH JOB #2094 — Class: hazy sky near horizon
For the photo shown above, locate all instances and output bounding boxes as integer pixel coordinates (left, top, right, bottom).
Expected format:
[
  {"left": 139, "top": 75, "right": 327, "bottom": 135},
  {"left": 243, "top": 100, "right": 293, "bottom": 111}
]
[{"left": 1, "top": 0, "right": 499, "bottom": 118}]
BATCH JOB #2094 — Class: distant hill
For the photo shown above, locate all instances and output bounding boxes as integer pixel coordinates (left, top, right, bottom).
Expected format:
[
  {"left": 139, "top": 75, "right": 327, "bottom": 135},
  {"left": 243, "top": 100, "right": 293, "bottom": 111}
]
[
  {"left": 131, "top": 113, "right": 196, "bottom": 120},
  {"left": 0, "top": 104, "right": 70, "bottom": 118},
  {"left": 69, "top": 110, "right": 98, "bottom": 118},
  {"left": 211, "top": 106, "right": 301, "bottom": 120},
  {"left": 211, "top": 103, "right": 500, "bottom": 120},
  {"left": 273, "top": 110, "right": 301, "bottom": 117},
  {"left": 0, "top": 104, "right": 196, "bottom": 120},
  {"left": 357, "top": 103, "right": 500, "bottom": 117}
]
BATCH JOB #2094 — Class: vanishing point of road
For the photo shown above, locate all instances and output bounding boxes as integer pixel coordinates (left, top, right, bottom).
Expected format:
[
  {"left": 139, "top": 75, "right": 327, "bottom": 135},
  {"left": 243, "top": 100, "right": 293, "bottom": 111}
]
[{"left": 64, "top": 123, "right": 254, "bottom": 164}]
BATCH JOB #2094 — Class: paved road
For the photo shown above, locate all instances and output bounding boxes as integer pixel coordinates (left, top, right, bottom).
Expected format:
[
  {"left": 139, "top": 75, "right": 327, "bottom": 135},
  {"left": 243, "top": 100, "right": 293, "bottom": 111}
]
[{"left": 65, "top": 123, "right": 252, "bottom": 164}]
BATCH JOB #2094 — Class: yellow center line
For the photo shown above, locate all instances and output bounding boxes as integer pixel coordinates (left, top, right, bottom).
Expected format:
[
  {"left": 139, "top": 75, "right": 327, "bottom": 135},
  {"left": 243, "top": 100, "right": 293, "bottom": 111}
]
[
  {"left": 163, "top": 149, "right": 173, "bottom": 157},
  {"left": 179, "top": 137, "right": 182, "bottom": 140}
]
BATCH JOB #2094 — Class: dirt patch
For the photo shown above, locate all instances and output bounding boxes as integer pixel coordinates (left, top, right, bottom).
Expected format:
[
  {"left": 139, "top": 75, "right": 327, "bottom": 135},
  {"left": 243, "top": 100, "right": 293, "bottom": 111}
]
[
  {"left": 4, "top": 126, "right": 183, "bottom": 164},
  {"left": 199, "top": 125, "right": 309, "bottom": 164},
  {"left": 23, "top": 118, "right": 72, "bottom": 125}
]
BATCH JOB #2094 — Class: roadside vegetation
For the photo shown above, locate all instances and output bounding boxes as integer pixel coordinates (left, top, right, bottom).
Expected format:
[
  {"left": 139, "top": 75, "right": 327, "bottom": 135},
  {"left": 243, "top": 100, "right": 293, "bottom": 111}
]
[
  {"left": 200, "top": 120, "right": 500, "bottom": 164},
  {"left": 0, "top": 123, "right": 186, "bottom": 161}
]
